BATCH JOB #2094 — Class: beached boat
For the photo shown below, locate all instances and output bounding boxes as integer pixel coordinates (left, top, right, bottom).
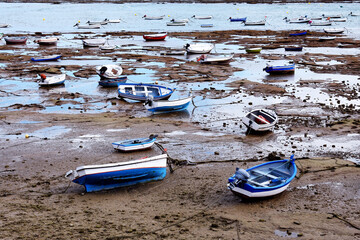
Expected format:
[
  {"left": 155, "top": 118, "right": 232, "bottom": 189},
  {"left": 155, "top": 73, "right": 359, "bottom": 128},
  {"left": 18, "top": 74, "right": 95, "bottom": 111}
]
[
  {"left": 242, "top": 109, "right": 278, "bottom": 132},
  {"left": 245, "top": 47, "right": 262, "bottom": 53},
  {"left": 4, "top": 36, "right": 27, "bottom": 44},
  {"left": 118, "top": 83, "right": 175, "bottom": 101},
  {"left": 184, "top": 43, "right": 214, "bottom": 54},
  {"left": 65, "top": 154, "right": 168, "bottom": 192},
  {"left": 143, "top": 32, "right": 167, "bottom": 41},
  {"left": 263, "top": 63, "right": 295, "bottom": 74},
  {"left": 38, "top": 73, "right": 66, "bottom": 87},
  {"left": 323, "top": 28, "right": 345, "bottom": 34},
  {"left": 196, "top": 54, "right": 233, "bottom": 64},
  {"left": 99, "top": 44, "right": 117, "bottom": 50},
  {"left": 289, "top": 31, "right": 307, "bottom": 36},
  {"left": 285, "top": 46, "right": 303, "bottom": 51},
  {"left": 98, "top": 76, "right": 127, "bottom": 87},
  {"left": 34, "top": 37, "right": 58, "bottom": 45},
  {"left": 112, "top": 135, "right": 157, "bottom": 152},
  {"left": 244, "top": 20, "right": 266, "bottom": 26},
  {"left": 143, "top": 15, "right": 165, "bottom": 20},
  {"left": 166, "top": 22, "right": 186, "bottom": 26},
  {"left": 201, "top": 24, "right": 213, "bottom": 28},
  {"left": 192, "top": 15, "right": 213, "bottom": 19},
  {"left": 73, "top": 23, "right": 101, "bottom": 29},
  {"left": 82, "top": 38, "right": 106, "bottom": 47},
  {"left": 310, "top": 21, "right": 332, "bottom": 26},
  {"left": 144, "top": 96, "right": 192, "bottom": 113},
  {"left": 284, "top": 17, "right": 310, "bottom": 23},
  {"left": 227, "top": 155, "right": 297, "bottom": 198},
  {"left": 160, "top": 49, "right": 186, "bottom": 55},
  {"left": 0, "top": 24, "right": 10, "bottom": 28},
  {"left": 319, "top": 36, "right": 336, "bottom": 41},
  {"left": 96, "top": 65, "right": 123, "bottom": 79},
  {"left": 31, "top": 55, "right": 62, "bottom": 62},
  {"left": 229, "top": 17, "right": 247, "bottom": 22}
]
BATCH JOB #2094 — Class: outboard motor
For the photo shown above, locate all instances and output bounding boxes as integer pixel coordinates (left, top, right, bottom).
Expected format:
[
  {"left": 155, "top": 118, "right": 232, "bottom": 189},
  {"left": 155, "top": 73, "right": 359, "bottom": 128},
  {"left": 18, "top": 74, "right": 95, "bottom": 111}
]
[
  {"left": 234, "top": 167, "right": 250, "bottom": 184},
  {"left": 185, "top": 43, "right": 190, "bottom": 50},
  {"left": 99, "top": 66, "right": 107, "bottom": 75}
]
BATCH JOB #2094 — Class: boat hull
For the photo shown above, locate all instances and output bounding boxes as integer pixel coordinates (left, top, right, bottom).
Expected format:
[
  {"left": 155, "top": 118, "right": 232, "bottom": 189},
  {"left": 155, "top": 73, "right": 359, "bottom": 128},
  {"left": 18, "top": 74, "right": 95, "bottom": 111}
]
[
  {"left": 118, "top": 83, "right": 174, "bottom": 101},
  {"left": 112, "top": 137, "right": 156, "bottom": 151},
  {"left": 31, "top": 55, "right": 61, "bottom": 62},
  {"left": 98, "top": 77, "right": 127, "bottom": 87},
  {"left": 145, "top": 97, "right": 192, "bottom": 113},
  {"left": 289, "top": 31, "right": 307, "bottom": 36},
  {"left": 4, "top": 37, "right": 27, "bottom": 44},
  {"left": 264, "top": 64, "right": 295, "bottom": 74},
  {"left": 242, "top": 109, "right": 278, "bottom": 132},
  {"left": 143, "top": 33, "right": 167, "bottom": 41}
]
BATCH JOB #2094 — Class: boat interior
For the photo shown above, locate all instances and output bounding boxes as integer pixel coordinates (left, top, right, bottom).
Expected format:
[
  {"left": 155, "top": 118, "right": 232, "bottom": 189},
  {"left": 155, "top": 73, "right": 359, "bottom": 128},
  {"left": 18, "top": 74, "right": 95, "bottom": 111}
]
[{"left": 247, "top": 164, "right": 292, "bottom": 187}]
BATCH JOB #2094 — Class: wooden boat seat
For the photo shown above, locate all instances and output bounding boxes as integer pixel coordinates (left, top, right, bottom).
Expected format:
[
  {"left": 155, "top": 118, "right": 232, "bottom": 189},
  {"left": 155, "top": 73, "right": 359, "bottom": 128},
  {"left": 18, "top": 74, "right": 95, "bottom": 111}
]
[
  {"left": 247, "top": 179, "right": 271, "bottom": 187},
  {"left": 268, "top": 168, "right": 291, "bottom": 178},
  {"left": 250, "top": 170, "right": 278, "bottom": 180}
]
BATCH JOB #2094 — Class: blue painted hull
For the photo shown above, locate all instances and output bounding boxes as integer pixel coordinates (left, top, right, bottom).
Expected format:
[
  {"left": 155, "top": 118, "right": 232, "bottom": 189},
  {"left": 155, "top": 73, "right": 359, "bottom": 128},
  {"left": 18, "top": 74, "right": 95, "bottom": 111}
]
[
  {"left": 230, "top": 17, "right": 247, "bottom": 22},
  {"left": 148, "top": 101, "right": 190, "bottom": 113},
  {"left": 285, "top": 47, "right": 303, "bottom": 51},
  {"left": 31, "top": 55, "right": 61, "bottom": 62},
  {"left": 98, "top": 76, "right": 127, "bottom": 87},
  {"left": 118, "top": 83, "right": 174, "bottom": 101},
  {"left": 73, "top": 167, "right": 166, "bottom": 192},
  {"left": 264, "top": 64, "right": 295, "bottom": 74},
  {"left": 289, "top": 31, "right": 307, "bottom": 36}
]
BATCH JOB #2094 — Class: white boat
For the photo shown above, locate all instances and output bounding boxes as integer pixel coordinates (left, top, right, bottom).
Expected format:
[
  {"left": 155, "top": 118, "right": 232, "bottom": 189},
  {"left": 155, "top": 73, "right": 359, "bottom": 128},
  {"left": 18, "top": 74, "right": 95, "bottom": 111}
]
[
  {"left": 242, "top": 109, "right": 278, "bottom": 132},
  {"left": 73, "top": 23, "right": 101, "bottom": 29},
  {"left": 87, "top": 20, "right": 108, "bottom": 25},
  {"left": 310, "top": 21, "right": 332, "bottom": 26},
  {"left": 167, "top": 22, "right": 186, "bottom": 26},
  {"left": 192, "top": 15, "right": 212, "bottom": 19},
  {"left": 349, "top": 12, "right": 360, "bottom": 16},
  {"left": 112, "top": 135, "right": 157, "bottom": 152},
  {"left": 82, "top": 38, "right": 106, "bottom": 47},
  {"left": 144, "top": 96, "right": 192, "bottom": 113},
  {"left": 322, "top": 14, "right": 342, "bottom": 18},
  {"left": 244, "top": 20, "right": 266, "bottom": 26},
  {"left": 0, "top": 24, "right": 10, "bottom": 28},
  {"left": 99, "top": 44, "right": 117, "bottom": 50},
  {"left": 143, "top": 15, "right": 165, "bottom": 20},
  {"left": 284, "top": 17, "right": 310, "bottom": 23},
  {"left": 184, "top": 43, "right": 214, "bottom": 54},
  {"left": 38, "top": 74, "right": 66, "bottom": 87},
  {"left": 170, "top": 18, "right": 189, "bottom": 23},
  {"left": 196, "top": 54, "right": 233, "bottom": 64},
  {"left": 65, "top": 154, "right": 168, "bottom": 192},
  {"left": 34, "top": 37, "right": 58, "bottom": 45},
  {"left": 319, "top": 36, "right": 336, "bottom": 41},
  {"left": 96, "top": 65, "right": 123, "bottom": 79},
  {"left": 105, "top": 19, "right": 121, "bottom": 23},
  {"left": 324, "top": 28, "right": 345, "bottom": 34},
  {"left": 330, "top": 18, "right": 347, "bottom": 22}
]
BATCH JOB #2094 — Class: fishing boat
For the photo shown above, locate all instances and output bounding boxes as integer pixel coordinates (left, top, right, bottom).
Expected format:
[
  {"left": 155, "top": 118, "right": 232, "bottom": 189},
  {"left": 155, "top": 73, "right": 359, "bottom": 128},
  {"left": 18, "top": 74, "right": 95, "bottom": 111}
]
[
  {"left": 112, "top": 134, "right": 157, "bottom": 152},
  {"left": 38, "top": 74, "right": 66, "bottom": 87},
  {"left": 192, "top": 15, "right": 213, "bottom": 19},
  {"left": 118, "top": 83, "right": 175, "bottom": 101},
  {"left": 170, "top": 18, "right": 189, "bottom": 23},
  {"left": 143, "top": 32, "right": 167, "bottom": 41},
  {"left": 31, "top": 55, "right": 62, "bottom": 62},
  {"left": 105, "top": 18, "right": 121, "bottom": 23},
  {"left": 96, "top": 65, "right": 123, "bottom": 79},
  {"left": 82, "top": 38, "right": 106, "bottom": 47},
  {"left": 99, "top": 76, "right": 127, "bottom": 87},
  {"left": 245, "top": 47, "right": 262, "bottom": 53},
  {"left": 323, "top": 28, "right": 345, "bottom": 34},
  {"left": 244, "top": 20, "right": 266, "bottom": 26},
  {"left": 184, "top": 43, "right": 214, "bottom": 54},
  {"left": 87, "top": 20, "right": 108, "bottom": 25},
  {"left": 330, "top": 18, "right": 347, "bottom": 22},
  {"left": 284, "top": 46, "right": 303, "bottom": 51},
  {"left": 310, "top": 21, "right": 332, "bottom": 26},
  {"left": 349, "top": 12, "right": 360, "bottom": 16},
  {"left": 263, "top": 63, "right": 295, "bottom": 74},
  {"left": 65, "top": 154, "right": 168, "bottom": 192},
  {"left": 196, "top": 54, "right": 233, "bottom": 64},
  {"left": 144, "top": 96, "right": 192, "bottom": 113},
  {"left": 227, "top": 155, "right": 297, "bottom": 198},
  {"left": 322, "top": 14, "right": 342, "bottom": 18},
  {"left": 242, "top": 109, "right": 278, "bottom": 132},
  {"left": 73, "top": 23, "right": 101, "bottom": 29},
  {"left": 34, "top": 37, "right": 58, "bottom": 45},
  {"left": 229, "top": 17, "right": 247, "bottom": 22},
  {"left": 201, "top": 24, "right": 213, "bottom": 28},
  {"left": 166, "top": 22, "right": 186, "bottom": 26},
  {"left": 289, "top": 31, "right": 307, "bottom": 36},
  {"left": 0, "top": 24, "right": 10, "bottom": 28},
  {"left": 4, "top": 36, "right": 27, "bottom": 44},
  {"left": 143, "top": 15, "right": 165, "bottom": 20},
  {"left": 284, "top": 17, "right": 310, "bottom": 24}
]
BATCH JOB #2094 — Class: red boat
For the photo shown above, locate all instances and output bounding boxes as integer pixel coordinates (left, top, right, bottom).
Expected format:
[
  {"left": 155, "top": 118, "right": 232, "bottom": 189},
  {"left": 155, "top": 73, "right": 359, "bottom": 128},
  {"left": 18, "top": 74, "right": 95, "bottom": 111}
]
[
  {"left": 4, "top": 36, "right": 28, "bottom": 44},
  {"left": 143, "top": 32, "right": 167, "bottom": 41}
]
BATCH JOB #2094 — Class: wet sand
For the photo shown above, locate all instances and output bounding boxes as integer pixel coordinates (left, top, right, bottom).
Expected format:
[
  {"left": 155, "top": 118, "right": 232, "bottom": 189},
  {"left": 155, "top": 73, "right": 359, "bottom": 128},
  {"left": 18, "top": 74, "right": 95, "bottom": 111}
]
[{"left": 1, "top": 28, "right": 360, "bottom": 239}]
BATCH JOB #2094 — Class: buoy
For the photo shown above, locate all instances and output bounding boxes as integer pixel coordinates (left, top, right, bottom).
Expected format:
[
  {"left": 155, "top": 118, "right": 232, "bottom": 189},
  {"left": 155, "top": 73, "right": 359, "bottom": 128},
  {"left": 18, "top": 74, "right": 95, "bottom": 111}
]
[
  {"left": 155, "top": 81, "right": 158, "bottom": 84},
  {"left": 135, "top": 14, "right": 137, "bottom": 16},
  {"left": 168, "top": 15, "right": 170, "bottom": 17},
  {"left": 78, "top": 20, "right": 80, "bottom": 23},
  {"left": 25, "top": 134, "right": 29, "bottom": 138},
  {"left": 43, "top": 18, "right": 45, "bottom": 21}
]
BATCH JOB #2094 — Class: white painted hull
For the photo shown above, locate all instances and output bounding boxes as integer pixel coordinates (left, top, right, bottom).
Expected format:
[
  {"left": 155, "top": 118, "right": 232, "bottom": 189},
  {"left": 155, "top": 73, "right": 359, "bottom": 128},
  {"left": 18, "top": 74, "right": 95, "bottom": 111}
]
[
  {"left": 112, "top": 141, "right": 155, "bottom": 151},
  {"left": 38, "top": 74, "right": 66, "bottom": 86},
  {"left": 242, "top": 109, "right": 278, "bottom": 132},
  {"left": 229, "top": 183, "right": 290, "bottom": 198},
  {"left": 185, "top": 43, "right": 214, "bottom": 54},
  {"left": 83, "top": 39, "right": 106, "bottom": 47},
  {"left": 96, "top": 65, "right": 123, "bottom": 79}
]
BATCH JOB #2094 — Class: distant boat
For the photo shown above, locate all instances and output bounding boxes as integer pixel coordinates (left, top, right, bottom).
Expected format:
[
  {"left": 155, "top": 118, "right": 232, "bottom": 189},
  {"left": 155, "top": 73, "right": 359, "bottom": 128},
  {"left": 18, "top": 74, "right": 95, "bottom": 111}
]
[
  {"left": 319, "top": 36, "right": 336, "bottom": 41},
  {"left": 349, "top": 12, "right": 360, "bottom": 16},
  {"left": 324, "top": 28, "right": 345, "bottom": 34},
  {"left": 196, "top": 54, "right": 233, "bottom": 64},
  {"left": 284, "top": 17, "right": 310, "bottom": 23},
  {"left": 242, "top": 109, "right": 278, "bottom": 132},
  {"left": 0, "top": 33, "right": 3, "bottom": 40},
  {"left": 0, "top": 24, "right": 10, "bottom": 28},
  {"left": 112, "top": 135, "right": 157, "bottom": 152},
  {"left": 166, "top": 22, "right": 186, "bottom": 26},
  {"left": 170, "top": 18, "right": 189, "bottom": 23},
  {"left": 229, "top": 17, "right": 247, "bottom": 22},
  {"left": 143, "top": 15, "right": 165, "bottom": 20},
  {"left": 201, "top": 24, "right": 213, "bottom": 28},
  {"left": 184, "top": 43, "right": 214, "bottom": 54},
  {"left": 96, "top": 65, "right": 123, "bottom": 79},
  {"left": 192, "top": 15, "right": 213, "bottom": 19},
  {"left": 98, "top": 77, "right": 127, "bottom": 87},
  {"left": 263, "top": 63, "right": 295, "bottom": 74},
  {"left": 330, "top": 18, "right": 347, "bottom": 22},
  {"left": 34, "top": 37, "right": 58, "bottom": 45},
  {"left": 38, "top": 74, "right": 66, "bottom": 87},
  {"left": 245, "top": 47, "right": 262, "bottom": 53},
  {"left": 227, "top": 155, "right": 297, "bottom": 198},
  {"left": 31, "top": 55, "right": 62, "bottom": 62},
  {"left": 4, "top": 36, "right": 27, "bottom": 44},
  {"left": 65, "top": 154, "right": 168, "bottom": 192},
  {"left": 289, "top": 31, "right": 307, "bottom": 36},
  {"left": 99, "top": 44, "right": 117, "bottom": 50},
  {"left": 144, "top": 96, "right": 192, "bottom": 113},
  {"left": 105, "top": 18, "right": 121, "bottom": 23},
  {"left": 117, "top": 83, "right": 175, "bottom": 101},
  {"left": 143, "top": 32, "right": 167, "bottom": 41},
  {"left": 244, "top": 20, "right": 266, "bottom": 26},
  {"left": 322, "top": 14, "right": 342, "bottom": 18},
  {"left": 310, "top": 21, "right": 332, "bottom": 26},
  {"left": 73, "top": 23, "right": 101, "bottom": 29},
  {"left": 160, "top": 49, "right": 186, "bottom": 55},
  {"left": 284, "top": 46, "right": 303, "bottom": 51},
  {"left": 87, "top": 20, "right": 108, "bottom": 25},
  {"left": 82, "top": 38, "right": 106, "bottom": 47}
]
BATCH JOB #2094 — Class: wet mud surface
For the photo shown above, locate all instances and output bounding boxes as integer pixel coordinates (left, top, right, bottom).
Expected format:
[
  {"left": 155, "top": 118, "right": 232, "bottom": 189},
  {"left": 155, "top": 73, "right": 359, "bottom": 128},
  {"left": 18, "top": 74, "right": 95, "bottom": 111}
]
[{"left": 1, "top": 28, "right": 360, "bottom": 239}]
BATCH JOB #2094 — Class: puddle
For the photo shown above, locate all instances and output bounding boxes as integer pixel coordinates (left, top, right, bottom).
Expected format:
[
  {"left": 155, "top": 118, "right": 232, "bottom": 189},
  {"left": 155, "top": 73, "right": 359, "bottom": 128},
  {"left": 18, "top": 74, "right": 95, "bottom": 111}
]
[{"left": 274, "top": 229, "right": 299, "bottom": 238}]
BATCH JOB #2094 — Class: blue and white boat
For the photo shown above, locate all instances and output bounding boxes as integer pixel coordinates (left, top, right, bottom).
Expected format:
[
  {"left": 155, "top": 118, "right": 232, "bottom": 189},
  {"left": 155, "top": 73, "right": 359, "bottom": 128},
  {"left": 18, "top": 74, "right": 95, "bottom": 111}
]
[
  {"left": 229, "top": 17, "right": 247, "bottom": 22},
  {"left": 112, "top": 135, "right": 157, "bottom": 152},
  {"left": 65, "top": 154, "right": 168, "bottom": 192},
  {"left": 117, "top": 83, "right": 175, "bottom": 101},
  {"left": 242, "top": 109, "right": 278, "bottom": 132},
  {"left": 289, "top": 31, "right": 307, "bottom": 36},
  {"left": 31, "top": 55, "right": 61, "bottom": 62},
  {"left": 263, "top": 63, "right": 295, "bottom": 74},
  {"left": 98, "top": 76, "right": 127, "bottom": 87},
  {"left": 144, "top": 96, "right": 192, "bottom": 113},
  {"left": 227, "top": 155, "right": 297, "bottom": 198}
]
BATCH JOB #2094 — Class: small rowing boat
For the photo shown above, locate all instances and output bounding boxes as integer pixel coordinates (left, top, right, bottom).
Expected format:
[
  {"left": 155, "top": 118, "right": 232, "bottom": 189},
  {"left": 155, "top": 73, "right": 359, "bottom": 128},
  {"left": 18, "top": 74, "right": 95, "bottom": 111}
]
[
  {"left": 143, "top": 15, "right": 165, "bottom": 20},
  {"left": 245, "top": 47, "right": 262, "bottom": 53},
  {"left": 192, "top": 15, "right": 212, "bottom": 19},
  {"left": 31, "top": 55, "right": 62, "bottom": 62},
  {"left": 229, "top": 17, "right": 247, "bottom": 22},
  {"left": 263, "top": 63, "right": 295, "bottom": 74},
  {"left": 118, "top": 83, "right": 175, "bottom": 101},
  {"left": 73, "top": 23, "right": 101, "bottom": 29},
  {"left": 184, "top": 43, "right": 214, "bottom": 54},
  {"left": 112, "top": 134, "right": 157, "bottom": 152},
  {"left": 242, "top": 109, "right": 278, "bottom": 132},
  {"left": 38, "top": 73, "right": 66, "bottom": 87},
  {"left": 196, "top": 54, "right": 233, "bottom": 64},
  {"left": 82, "top": 38, "right": 106, "bottom": 47},
  {"left": 323, "top": 28, "right": 345, "bottom": 34},
  {"left": 96, "top": 65, "right": 123, "bottom": 79},
  {"left": 284, "top": 46, "right": 303, "bottom": 51},
  {"left": 289, "top": 31, "right": 307, "bottom": 36},
  {"left": 144, "top": 96, "right": 192, "bottom": 113},
  {"left": 34, "top": 37, "right": 58, "bottom": 45},
  {"left": 4, "top": 36, "right": 27, "bottom": 44},
  {"left": 244, "top": 20, "right": 266, "bottom": 26},
  {"left": 143, "top": 32, "right": 167, "bottom": 41}
]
